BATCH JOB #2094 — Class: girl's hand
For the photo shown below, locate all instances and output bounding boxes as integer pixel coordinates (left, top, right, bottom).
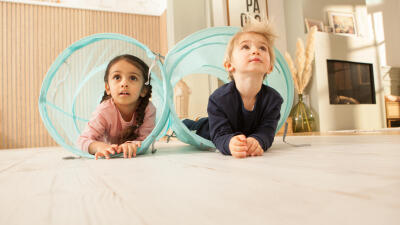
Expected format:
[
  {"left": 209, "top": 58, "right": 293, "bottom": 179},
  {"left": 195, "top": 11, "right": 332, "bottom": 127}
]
[
  {"left": 229, "top": 135, "right": 248, "bottom": 158},
  {"left": 246, "top": 137, "right": 263, "bottom": 157},
  {"left": 94, "top": 143, "right": 118, "bottom": 160},
  {"left": 119, "top": 141, "right": 142, "bottom": 158}
]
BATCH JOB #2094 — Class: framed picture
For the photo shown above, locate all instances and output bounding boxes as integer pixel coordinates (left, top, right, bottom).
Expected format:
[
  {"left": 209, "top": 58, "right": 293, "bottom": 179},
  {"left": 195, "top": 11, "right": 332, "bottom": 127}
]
[
  {"left": 328, "top": 12, "right": 357, "bottom": 36},
  {"left": 304, "top": 18, "right": 324, "bottom": 32},
  {"left": 226, "top": 0, "right": 269, "bottom": 27}
]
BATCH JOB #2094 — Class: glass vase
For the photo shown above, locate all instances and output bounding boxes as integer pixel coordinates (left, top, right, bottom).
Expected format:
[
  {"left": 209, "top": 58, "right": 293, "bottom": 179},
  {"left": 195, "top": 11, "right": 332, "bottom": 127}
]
[{"left": 290, "top": 94, "right": 315, "bottom": 132}]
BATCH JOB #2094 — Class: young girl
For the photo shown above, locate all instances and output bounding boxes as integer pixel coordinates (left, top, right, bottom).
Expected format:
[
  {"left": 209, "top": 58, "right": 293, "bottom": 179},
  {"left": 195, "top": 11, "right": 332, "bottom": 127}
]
[{"left": 77, "top": 54, "right": 156, "bottom": 159}]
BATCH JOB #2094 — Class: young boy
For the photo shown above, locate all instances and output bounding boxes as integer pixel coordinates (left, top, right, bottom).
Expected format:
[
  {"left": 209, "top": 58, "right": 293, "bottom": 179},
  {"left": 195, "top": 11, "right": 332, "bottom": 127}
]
[{"left": 183, "top": 19, "right": 283, "bottom": 158}]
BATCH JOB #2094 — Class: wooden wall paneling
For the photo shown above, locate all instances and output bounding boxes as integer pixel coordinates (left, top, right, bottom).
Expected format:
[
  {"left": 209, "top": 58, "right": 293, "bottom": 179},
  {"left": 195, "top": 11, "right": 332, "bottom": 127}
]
[
  {"left": 118, "top": 12, "right": 122, "bottom": 35},
  {"left": 125, "top": 12, "right": 130, "bottom": 39},
  {"left": 4, "top": 2, "right": 10, "bottom": 148},
  {"left": 47, "top": 5, "right": 55, "bottom": 146},
  {"left": 1, "top": 2, "right": 5, "bottom": 148},
  {"left": 31, "top": 3, "right": 37, "bottom": 147},
  {"left": 27, "top": 4, "right": 34, "bottom": 147},
  {"left": 19, "top": 4, "right": 25, "bottom": 147},
  {"left": 146, "top": 15, "right": 150, "bottom": 48},
  {"left": 131, "top": 14, "right": 137, "bottom": 40},
  {"left": 0, "top": 2, "right": 3, "bottom": 148},
  {"left": 34, "top": 4, "right": 40, "bottom": 147},
  {"left": 0, "top": 2, "right": 5, "bottom": 148},
  {"left": 160, "top": 10, "right": 168, "bottom": 56},
  {"left": 0, "top": 2, "right": 165, "bottom": 149},
  {"left": 40, "top": 6, "right": 47, "bottom": 147},
  {"left": 21, "top": 4, "right": 26, "bottom": 146},
  {"left": 38, "top": 5, "right": 44, "bottom": 147},
  {"left": 11, "top": 2, "right": 16, "bottom": 148},
  {"left": 137, "top": 14, "right": 142, "bottom": 44},
  {"left": 5, "top": 2, "right": 9, "bottom": 148},
  {"left": 153, "top": 15, "right": 157, "bottom": 51},
  {"left": 36, "top": 4, "right": 40, "bottom": 147}
]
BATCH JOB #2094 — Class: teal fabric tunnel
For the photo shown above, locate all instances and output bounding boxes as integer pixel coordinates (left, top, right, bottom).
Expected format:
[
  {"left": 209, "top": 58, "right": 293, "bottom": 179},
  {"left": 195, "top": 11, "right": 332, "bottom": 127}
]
[
  {"left": 39, "top": 33, "right": 170, "bottom": 158},
  {"left": 39, "top": 27, "right": 293, "bottom": 158}
]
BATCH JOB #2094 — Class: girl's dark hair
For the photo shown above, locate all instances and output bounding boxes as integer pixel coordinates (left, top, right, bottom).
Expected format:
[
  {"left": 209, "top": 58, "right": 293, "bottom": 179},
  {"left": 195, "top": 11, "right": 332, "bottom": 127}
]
[{"left": 100, "top": 54, "right": 152, "bottom": 144}]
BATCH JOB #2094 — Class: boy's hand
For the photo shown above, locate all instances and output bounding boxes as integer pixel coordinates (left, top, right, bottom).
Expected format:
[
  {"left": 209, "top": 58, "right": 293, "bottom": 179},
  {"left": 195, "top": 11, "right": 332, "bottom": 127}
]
[
  {"left": 119, "top": 141, "right": 141, "bottom": 158},
  {"left": 229, "top": 135, "right": 248, "bottom": 158},
  {"left": 94, "top": 143, "right": 118, "bottom": 160},
  {"left": 246, "top": 137, "right": 263, "bottom": 157}
]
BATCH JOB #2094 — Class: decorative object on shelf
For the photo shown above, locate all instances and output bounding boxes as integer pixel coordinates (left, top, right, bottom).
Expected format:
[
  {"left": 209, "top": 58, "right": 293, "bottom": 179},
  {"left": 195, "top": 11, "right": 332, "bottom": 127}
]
[
  {"left": 304, "top": 18, "right": 324, "bottom": 32},
  {"left": 174, "top": 80, "right": 191, "bottom": 119},
  {"left": 385, "top": 95, "right": 400, "bottom": 128},
  {"left": 284, "top": 26, "right": 317, "bottom": 132},
  {"left": 289, "top": 94, "right": 316, "bottom": 132},
  {"left": 328, "top": 11, "right": 357, "bottom": 36},
  {"left": 226, "top": 0, "right": 269, "bottom": 27},
  {"left": 324, "top": 25, "right": 333, "bottom": 33}
]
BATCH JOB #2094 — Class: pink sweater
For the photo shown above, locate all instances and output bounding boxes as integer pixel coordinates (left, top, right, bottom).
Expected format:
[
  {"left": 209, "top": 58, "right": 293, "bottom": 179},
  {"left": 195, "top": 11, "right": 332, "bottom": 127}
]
[{"left": 77, "top": 99, "right": 156, "bottom": 152}]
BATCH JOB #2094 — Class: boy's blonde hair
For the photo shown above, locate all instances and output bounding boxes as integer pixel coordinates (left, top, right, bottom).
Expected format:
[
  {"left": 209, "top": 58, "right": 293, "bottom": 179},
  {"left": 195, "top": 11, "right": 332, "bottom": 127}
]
[{"left": 224, "top": 18, "right": 277, "bottom": 80}]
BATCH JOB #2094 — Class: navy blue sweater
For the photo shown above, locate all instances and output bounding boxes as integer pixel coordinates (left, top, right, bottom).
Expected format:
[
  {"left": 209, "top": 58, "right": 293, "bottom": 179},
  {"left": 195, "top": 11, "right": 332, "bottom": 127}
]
[{"left": 207, "top": 81, "right": 283, "bottom": 155}]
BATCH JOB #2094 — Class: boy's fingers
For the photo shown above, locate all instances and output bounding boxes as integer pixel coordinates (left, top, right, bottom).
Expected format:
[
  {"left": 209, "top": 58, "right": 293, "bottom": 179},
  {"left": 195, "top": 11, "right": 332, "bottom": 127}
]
[
  {"left": 247, "top": 140, "right": 256, "bottom": 150},
  {"left": 234, "top": 145, "right": 248, "bottom": 152},
  {"left": 252, "top": 148, "right": 263, "bottom": 156},
  {"left": 246, "top": 138, "right": 259, "bottom": 156},
  {"left": 233, "top": 138, "right": 247, "bottom": 146},
  {"left": 237, "top": 135, "right": 247, "bottom": 142},
  {"left": 247, "top": 147, "right": 256, "bottom": 156},
  {"left": 235, "top": 141, "right": 247, "bottom": 146},
  {"left": 232, "top": 151, "right": 247, "bottom": 158}
]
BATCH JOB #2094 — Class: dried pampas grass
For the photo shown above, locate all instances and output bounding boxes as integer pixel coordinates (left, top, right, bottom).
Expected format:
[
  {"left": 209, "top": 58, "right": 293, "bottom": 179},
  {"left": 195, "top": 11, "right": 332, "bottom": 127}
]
[{"left": 285, "top": 26, "right": 317, "bottom": 94}]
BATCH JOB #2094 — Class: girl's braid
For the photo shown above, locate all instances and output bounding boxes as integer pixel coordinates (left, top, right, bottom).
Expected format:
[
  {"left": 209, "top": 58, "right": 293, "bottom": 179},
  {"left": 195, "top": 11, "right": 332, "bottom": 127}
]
[{"left": 119, "top": 85, "right": 152, "bottom": 144}]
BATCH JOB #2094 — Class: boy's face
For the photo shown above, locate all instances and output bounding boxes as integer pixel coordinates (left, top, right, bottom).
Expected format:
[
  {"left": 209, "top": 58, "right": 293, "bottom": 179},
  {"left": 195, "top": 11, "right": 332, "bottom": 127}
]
[{"left": 226, "top": 32, "right": 273, "bottom": 78}]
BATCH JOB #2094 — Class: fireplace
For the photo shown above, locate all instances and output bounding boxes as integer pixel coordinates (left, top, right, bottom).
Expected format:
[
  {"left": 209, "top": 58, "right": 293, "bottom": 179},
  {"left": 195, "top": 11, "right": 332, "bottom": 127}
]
[
  {"left": 327, "top": 60, "right": 376, "bottom": 105},
  {"left": 307, "top": 33, "right": 385, "bottom": 131}
]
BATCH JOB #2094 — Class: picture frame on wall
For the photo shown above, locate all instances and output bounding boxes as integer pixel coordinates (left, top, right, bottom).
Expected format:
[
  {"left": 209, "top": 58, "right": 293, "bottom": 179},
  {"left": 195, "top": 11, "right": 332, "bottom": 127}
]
[
  {"left": 304, "top": 18, "right": 324, "bottom": 32},
  {"left": 328, "top": 12, "right": 358, "bottom": 36},
  {"left": 226, "top": 0, "right": 269, "bottom": 27}
]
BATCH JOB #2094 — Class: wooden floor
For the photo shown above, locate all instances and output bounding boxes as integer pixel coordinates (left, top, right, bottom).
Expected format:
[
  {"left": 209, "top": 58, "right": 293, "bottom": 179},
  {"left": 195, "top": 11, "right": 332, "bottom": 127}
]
[{"left": 0, "top": 133, "right": 399, "bottom": 225}]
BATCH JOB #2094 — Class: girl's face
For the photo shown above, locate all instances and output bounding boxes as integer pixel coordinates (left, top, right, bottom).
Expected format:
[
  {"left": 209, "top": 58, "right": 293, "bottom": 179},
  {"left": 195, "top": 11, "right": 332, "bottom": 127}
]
[{"left": 105, "top": 59, "right": 147, "bottom": 108}]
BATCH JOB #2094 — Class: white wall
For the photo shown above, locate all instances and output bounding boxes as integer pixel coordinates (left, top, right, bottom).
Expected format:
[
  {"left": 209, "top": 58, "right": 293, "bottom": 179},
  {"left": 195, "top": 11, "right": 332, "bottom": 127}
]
[
  {"left": 366, "top": 0, "right": 400, "bottom": 67},
  {"left": 295, "top": 0, "right": 400, "bottom": 67},
  {"left": 168, "top": 0, "right": 207, "bottom": 45},
  {"left": 267, "top": 0, "right": 288, "bottom": 53},
  {"left": 284, "top": 0, "right": 387, "bottom": 131},
  {"left": 283, "top": 0, "right": 307, "bottom": 64},
  {"left": 167, "top": 0, "right": 211, "bottom": 119}
]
